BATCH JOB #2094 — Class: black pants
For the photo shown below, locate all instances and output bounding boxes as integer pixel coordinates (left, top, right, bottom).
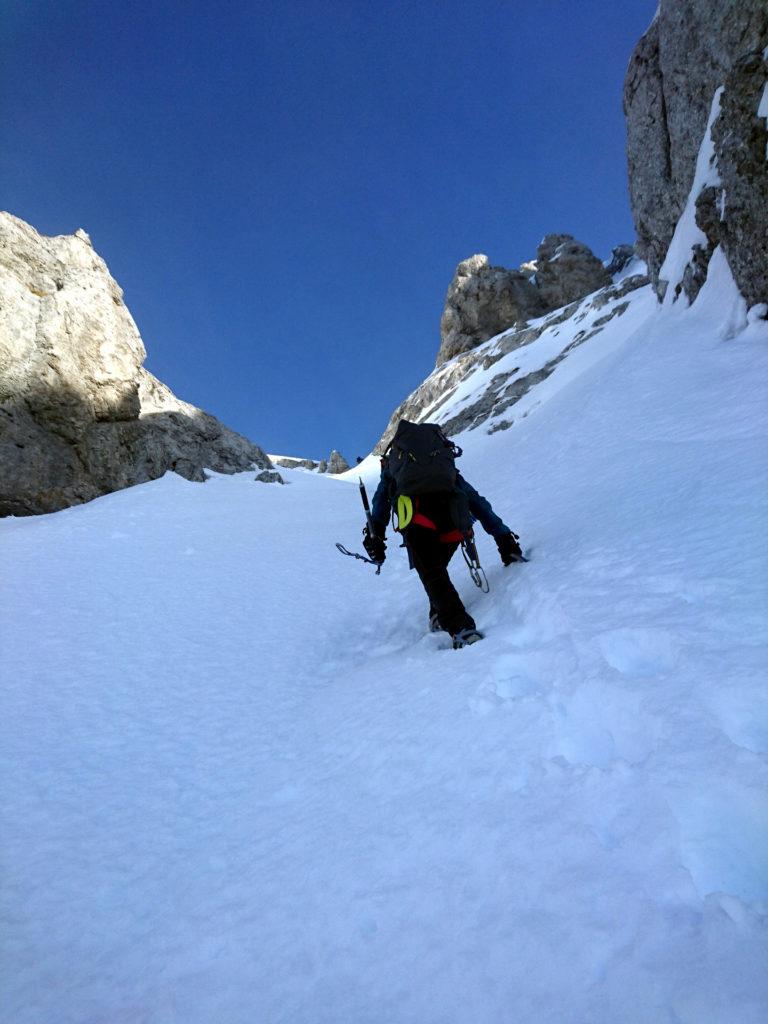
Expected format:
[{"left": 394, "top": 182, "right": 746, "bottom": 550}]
[{"left": 404, "top": 526, "right": 475, "bottom": 636}]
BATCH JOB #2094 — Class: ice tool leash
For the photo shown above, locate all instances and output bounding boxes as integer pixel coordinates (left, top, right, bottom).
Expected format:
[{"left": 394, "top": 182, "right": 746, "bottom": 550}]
[
  {"left": 335, "top": 543, "right": 382, "bottom": 573},
  {"left": 335, "top": 478, "right": 384, "bottom": 575}
]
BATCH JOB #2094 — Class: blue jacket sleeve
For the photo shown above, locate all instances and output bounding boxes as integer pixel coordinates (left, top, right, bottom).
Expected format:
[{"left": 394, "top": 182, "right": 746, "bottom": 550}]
[
  {"left": 457, "top": 473, "right": 511, "bottom": 538},
  {"left": 370, "top": 470, "right": 392, "bottom": 535}
]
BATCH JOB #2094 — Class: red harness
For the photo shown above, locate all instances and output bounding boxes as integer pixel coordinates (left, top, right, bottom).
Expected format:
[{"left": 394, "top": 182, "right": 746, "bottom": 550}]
[{"left": 411, "top": 511, "right": 464, "bottom": 544}]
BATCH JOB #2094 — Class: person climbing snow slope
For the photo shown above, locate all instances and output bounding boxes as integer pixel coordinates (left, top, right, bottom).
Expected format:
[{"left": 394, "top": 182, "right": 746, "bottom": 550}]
[{"left": 363, "top": 419, "right": 524, "bottom": 648}]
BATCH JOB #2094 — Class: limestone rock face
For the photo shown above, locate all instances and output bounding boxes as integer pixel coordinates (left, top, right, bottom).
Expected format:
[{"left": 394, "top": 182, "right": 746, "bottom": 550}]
[
  {"left": 436, "top": 238, "right": 614, "bottom": 367},
  {"left": 326, "top": 450, "right": 350, "bottom": 474},
  {"left": 134, "top": 370, "right": 271, "bottom": 481},
  {"left": 624, "top": 1, "right": 767, "bottom": 303},
  {"left": 708, "top": 50, "right": 768, "bottom": 308},
  {"left": 0, "top": 212, "right": 272, "bottom": 516},
  {"left": 0, "top": 214, "right": 145, "bottom": 430},
  {"left": 534, "top": 234, "right": 612, "bottom": 310},
  {"left": 437, "top": 254, "right": 546, "bottom": 367}
]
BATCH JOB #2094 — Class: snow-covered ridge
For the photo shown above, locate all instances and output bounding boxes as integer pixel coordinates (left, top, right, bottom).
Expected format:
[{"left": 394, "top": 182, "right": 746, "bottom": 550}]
[{"left": 377, "top": 264, "right": 650, "bottom": 448}]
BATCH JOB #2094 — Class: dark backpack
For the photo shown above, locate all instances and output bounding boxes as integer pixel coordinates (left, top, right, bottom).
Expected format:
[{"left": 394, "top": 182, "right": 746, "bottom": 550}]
[{"left": 386, "top": 420, "right": 462, "bottom": 497}]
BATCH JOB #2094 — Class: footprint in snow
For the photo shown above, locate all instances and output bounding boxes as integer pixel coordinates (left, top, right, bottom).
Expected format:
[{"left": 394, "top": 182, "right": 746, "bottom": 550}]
[
  {"left": 468, "top": 651, "right": 553, "bottom": 715},
  {"left": 597, "top": 627, "right": 678, "bottom": 677}
]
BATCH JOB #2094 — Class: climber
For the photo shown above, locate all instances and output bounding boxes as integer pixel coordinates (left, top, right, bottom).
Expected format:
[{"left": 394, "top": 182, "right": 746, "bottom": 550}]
[{"left": 362, "top": 419, "right": 524, "bottom": 648}]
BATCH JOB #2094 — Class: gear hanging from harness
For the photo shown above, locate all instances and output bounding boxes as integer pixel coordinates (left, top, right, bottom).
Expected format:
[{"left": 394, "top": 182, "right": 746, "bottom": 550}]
[
  {"left": 393, "top": 494, "right": 466, "bottom": 544},
  {"left": 385, "top": 420, "right": 489, "bottom": 591}
]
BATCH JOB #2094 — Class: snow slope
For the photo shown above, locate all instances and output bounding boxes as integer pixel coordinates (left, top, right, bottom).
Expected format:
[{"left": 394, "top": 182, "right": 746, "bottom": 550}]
[{"left": 2, "top": 253, "right": 767, "bottom": 1023}]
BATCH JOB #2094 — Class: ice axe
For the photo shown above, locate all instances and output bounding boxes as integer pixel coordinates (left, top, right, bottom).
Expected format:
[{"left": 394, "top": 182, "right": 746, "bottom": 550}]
[{"left": 335, "top": 478, "right": 384, "bottom": 574}]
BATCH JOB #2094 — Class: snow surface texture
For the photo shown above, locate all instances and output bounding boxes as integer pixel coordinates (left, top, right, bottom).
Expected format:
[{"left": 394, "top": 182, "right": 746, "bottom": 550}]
[
  {"left": 2, "top": 255, "right": 768, "bottom": 1023},
  {"left": 420, "top": 266, "right": 654, "bottom": 437}
]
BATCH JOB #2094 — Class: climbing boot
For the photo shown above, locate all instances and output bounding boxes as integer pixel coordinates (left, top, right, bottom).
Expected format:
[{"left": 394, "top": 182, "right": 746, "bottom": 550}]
[{"left": 452, "top": 628, "right": 484, "bottom": 649}]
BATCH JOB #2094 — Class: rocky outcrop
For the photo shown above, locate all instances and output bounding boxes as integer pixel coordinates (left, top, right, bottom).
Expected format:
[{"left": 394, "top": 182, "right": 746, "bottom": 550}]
[
  {"left": 0, "top": 212, "right": 272, "bottom": 516},
  {"left": 624, "top": 1, "right": 767, "bottom": 305},
  {"left": 436, "top": 238, "right": 613, "bottom": 367},
  {"left": 326, "top": 450, "right": 350, "bottom": 474},
  {"left": 606, "top": 245, "right": 636, "bottom": 278},
  {"left": 134, "top": 370, "right": 269, "bottom": 479},
  {"left": 271, "top": 450, "right": 349, "bottom": 474},
  {"left": 437, "top": 255, "right": 546, "bottom": 366},
  {"left": 533, "top": 234, "right": 612, "bottom": 310},
  {"left": 271, "top": 456, "right": 319, "bottom": 471}
]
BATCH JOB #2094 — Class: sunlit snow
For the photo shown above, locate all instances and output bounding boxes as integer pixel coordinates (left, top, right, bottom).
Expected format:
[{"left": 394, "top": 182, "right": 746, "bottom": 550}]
[{"left": 2, "top": 255, "right": 767, "bottom": 1023}]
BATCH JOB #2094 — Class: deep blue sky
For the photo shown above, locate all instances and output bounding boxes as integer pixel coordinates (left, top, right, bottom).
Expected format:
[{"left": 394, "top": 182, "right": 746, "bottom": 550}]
[{"left": 2, "top": 0, "right": 656, "bottom": 460}]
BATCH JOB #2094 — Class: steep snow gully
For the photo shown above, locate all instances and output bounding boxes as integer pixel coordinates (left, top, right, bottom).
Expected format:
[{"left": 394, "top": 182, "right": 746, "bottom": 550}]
[{"left": 2, "top": 259, "right": 767, "bottom": 1023}]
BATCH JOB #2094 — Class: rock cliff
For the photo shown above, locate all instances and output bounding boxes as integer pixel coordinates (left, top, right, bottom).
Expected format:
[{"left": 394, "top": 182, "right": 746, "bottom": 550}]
[
  {"left": 377, "top": 270, "right": 649, "bottom": 452},
  {"left": 437, "top": 255, "right": 546, "bottom": 366},
  {"left": 533, "top": 235, "right": 612, "bottom": 311},
  {"left": 436, "top": 236, "right": 612, "bottom": 367},
  {"left": 0, "top": 213, "right": 272, "bottom": 516},
  {"left": 624, "top": 0, "right": 767, "bottom": 306}
]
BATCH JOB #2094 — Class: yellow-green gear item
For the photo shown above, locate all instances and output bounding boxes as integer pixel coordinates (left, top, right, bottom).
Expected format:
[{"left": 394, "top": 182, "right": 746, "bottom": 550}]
[{"left": 396, "top": 495, "right": 413, "bottom": 530}]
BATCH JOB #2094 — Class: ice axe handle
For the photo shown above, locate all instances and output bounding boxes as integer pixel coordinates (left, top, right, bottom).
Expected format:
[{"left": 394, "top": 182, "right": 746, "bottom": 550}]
[
  {"left": 359, "top": 478, "right": 384, "bottom": 571},
  {"left": 359, "top": 477, "right": 376, "bottom": 539}
]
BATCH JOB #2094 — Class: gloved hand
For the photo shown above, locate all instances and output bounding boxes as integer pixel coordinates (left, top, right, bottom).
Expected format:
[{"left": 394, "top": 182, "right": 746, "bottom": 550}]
[
  {"left": 363, "top": 529, "right": 386, "bottom": 564},
  {"left": 497, "top": 531, "right": 523, "bottom": 565}
]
